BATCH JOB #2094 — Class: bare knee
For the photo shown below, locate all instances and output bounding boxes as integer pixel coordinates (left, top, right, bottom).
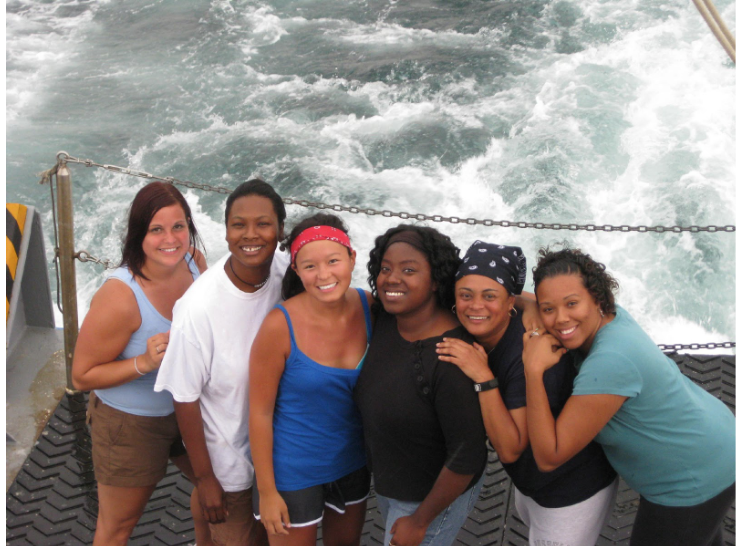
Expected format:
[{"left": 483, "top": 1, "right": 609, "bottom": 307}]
[
  {"left": 93, "top": 484, "right": 154, "bottom": 546},
  {"left": 93, "top": 512, "right": 140, "bottom": 545}
]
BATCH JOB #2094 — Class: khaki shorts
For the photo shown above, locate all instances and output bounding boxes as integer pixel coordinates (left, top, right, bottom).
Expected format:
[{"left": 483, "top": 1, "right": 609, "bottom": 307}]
[
  {"left": 88, "top": 392, "right": 186, "bottom": 487},
  {"left": 210, "top": 488, "right": 268, "bottom": 546}
]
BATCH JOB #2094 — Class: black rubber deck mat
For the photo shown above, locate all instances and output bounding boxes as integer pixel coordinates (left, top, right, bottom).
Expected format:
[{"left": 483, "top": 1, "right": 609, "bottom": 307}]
[{"left": 6, "top": 354, "right": 736, "bottom": 546}]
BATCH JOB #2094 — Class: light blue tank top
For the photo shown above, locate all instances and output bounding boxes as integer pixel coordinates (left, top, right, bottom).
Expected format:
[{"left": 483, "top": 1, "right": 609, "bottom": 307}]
[
  {"left": 95, "top": 253, "right": 200, "bottom": 417},
  {"left": 272, "top": 289, "right": 371, "bottom": 491}
]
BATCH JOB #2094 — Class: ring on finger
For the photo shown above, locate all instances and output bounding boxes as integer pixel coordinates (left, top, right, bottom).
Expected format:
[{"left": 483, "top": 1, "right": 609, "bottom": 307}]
[
  {"left": 156, "top": 345, "right": 161, "bottom": 353},
  {"left": 530, "top": 330, "right": 540, "bottom": 337}
]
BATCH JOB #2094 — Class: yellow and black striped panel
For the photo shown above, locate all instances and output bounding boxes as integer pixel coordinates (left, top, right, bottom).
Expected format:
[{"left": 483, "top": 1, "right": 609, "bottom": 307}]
[{"left": 7, "top": 203, "right": 28, "bottom": 321}]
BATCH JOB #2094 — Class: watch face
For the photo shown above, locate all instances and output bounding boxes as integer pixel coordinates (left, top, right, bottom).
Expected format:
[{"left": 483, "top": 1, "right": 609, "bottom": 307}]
[{"left": 474, "top": 383, "right": 482, "bottom": 392}]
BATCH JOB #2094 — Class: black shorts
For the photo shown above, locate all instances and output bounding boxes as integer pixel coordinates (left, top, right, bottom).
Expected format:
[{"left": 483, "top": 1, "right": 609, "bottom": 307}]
[{"left": 253, "top": 465, "right": 370, "bottom": 527}]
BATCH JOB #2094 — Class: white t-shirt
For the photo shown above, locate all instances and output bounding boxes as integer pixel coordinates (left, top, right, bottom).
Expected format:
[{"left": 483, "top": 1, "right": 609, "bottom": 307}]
[{"left": 154, "top": 251, "right": 289, "bottom": 492}]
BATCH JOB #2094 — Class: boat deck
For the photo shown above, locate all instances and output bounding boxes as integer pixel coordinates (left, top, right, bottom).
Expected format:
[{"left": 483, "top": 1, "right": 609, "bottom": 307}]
[{"left": 6, "top": 354, "right": 736, "bottom": 546}]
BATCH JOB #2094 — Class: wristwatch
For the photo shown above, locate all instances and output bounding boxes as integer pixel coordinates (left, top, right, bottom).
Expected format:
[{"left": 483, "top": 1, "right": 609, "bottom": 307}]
[{"left": 473, "top": 378, "right": 499, "bottom": 393}]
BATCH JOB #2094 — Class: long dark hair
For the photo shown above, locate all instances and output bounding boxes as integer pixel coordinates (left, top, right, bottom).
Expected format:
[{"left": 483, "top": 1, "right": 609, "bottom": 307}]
[
  {"left": 367, "top": 224, "right": 460, "bottom": 312},
  {"left": 532, "top": 246, "right": 619, "bottom": 314},
  {"left": 281, "top": 213, "right": 352, "bottom": 300},
  {"left": 120, "top": 181, "right": 204, "bottom": 280}
]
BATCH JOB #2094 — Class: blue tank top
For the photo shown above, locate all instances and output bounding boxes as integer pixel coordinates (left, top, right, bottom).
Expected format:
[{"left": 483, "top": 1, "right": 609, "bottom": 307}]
[
  {"left": 95, "top": 253, "right": 200, "bottom": 416},
  {"left": 272, "top": 289, "right": 371, "bottom": 491}
]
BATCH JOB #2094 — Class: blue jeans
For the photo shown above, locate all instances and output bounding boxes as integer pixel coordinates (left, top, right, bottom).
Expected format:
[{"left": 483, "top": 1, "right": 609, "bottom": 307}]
[{"left": 375, "top": 475, "right": 483, "bottom": 546}]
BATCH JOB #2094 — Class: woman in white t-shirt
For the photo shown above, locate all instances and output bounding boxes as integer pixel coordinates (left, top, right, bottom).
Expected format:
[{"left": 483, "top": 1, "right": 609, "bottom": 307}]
[{"left": 155, "top": 179, "right": 289, "bottom": 546}]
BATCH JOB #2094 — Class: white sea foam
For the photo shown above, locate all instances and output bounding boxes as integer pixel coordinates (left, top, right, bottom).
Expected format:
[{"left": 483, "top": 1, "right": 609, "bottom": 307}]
[
  {"left": 6, "top": 1, "right": 97, "bottom": 123},
  {"left": 6, "top": 0, "right": 734, "bottom": 349}
]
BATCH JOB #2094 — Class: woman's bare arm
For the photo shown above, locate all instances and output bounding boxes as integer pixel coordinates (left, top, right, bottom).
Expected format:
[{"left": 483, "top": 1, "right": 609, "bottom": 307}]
[
  {"left": 522, "top": 332, "right": 626, "bottom": 471},
  {"left": 437, "top": 338, "right": 528, "bottom": 463},
  {"left": 72, "top": 280, "right": 165, "bottom": 390},
  {"left": 248, "top": 310, "right": 291, "bottom": 536}
]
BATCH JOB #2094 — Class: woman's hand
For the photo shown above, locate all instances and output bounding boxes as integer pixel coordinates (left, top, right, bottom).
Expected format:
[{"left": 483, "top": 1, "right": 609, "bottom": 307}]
[
  {"left": 389, "top": 514, "right": 428, "bottom": 546},
  {"left": 521, "top": 303, "right": 544, "bottom": 334},
  {"left": 259, "top": 490, "right": 291, "bottom": 536},
  {"left": 515, "top": 292, "right": 544, "bottom": 333},
  {"left": 522, "top": 332, "right": 566, "bottom": 377},
  {"left": 140, "top": 331, "right": 170, "bottom": 373},
  {"left": 436, "top": 338, "right": 493, "bottom": 383},
  {"left": 196, "top": 473, "right": 228, "bottom": 524}
]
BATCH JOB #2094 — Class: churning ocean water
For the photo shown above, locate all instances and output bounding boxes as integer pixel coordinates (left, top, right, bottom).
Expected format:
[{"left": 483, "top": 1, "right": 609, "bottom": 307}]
[{"left": 5, "top": 0, "right": 736, "bottom": 348}]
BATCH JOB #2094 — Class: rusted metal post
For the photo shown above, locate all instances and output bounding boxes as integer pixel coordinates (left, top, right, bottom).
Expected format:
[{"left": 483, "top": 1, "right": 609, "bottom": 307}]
[{"left": 56, "top": 157, "right": 80, "bottom": 392}]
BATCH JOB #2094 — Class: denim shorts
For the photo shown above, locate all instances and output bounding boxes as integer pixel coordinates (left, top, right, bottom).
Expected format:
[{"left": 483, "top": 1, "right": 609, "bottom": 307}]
[
  {"left": 253, "top": 465, "right": 371, "bottom": 527},
  {"left": 375, "top": 474, "right": 484, "bottom": 546}
]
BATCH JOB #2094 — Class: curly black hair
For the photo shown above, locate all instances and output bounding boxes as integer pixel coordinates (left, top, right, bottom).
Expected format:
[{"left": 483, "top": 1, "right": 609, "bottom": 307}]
[
  {"left": 367, "top": 224, "right": 460, "bottom": 312},
  {"left": 532, "top": 245, "right": 619, "bottom": 314},
  {"left": 280, "top": 213, "right": 352, "bottom": 300}
]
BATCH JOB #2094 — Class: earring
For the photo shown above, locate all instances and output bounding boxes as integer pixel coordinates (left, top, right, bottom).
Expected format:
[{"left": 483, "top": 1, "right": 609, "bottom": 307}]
[
  {"left": 510, "top": 306, "right": 518, "bottom": 318},
  {"left": 599, "top": 309, "right": 604, "bottom": 318},
  {"left": 451, "top": 305, "right": 457, "bottom": 314}
]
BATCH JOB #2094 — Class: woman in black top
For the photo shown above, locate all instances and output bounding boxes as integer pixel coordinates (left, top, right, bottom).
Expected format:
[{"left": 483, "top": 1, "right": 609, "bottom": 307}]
[
  {"left": 436, "top": 242, "right": 617, "bottom": 545},
  {"left": 354, "top": 225, "right": 487, "bottom": 546}
]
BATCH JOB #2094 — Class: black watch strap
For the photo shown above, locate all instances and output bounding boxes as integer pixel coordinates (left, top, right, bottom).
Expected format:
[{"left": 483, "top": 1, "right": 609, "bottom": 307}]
[{"left": 474, "top": 378, "right": 499, "bottom": 393}]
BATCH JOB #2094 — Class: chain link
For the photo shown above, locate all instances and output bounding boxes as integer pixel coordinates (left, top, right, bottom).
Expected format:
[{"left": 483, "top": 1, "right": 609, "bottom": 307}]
[
  {"left": 47, "top": 153, "right": 736, "bottom": 353},
  {"left": 55, "top": 152, "right": 234, "bottom": 195},
  {"left": 658, "top": 342, "right": 736, "bottom": 352},
  {"left": 74, "top": 250, "right": 117, "bottom": 270},
  {"left": 55, "top": 152, "right": 735, "bottom": 234}
]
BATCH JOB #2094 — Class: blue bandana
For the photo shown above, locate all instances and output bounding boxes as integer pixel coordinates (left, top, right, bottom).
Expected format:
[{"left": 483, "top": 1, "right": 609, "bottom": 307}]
[{"left": 455, "top": 241, "right": 526, "bottom": 295}]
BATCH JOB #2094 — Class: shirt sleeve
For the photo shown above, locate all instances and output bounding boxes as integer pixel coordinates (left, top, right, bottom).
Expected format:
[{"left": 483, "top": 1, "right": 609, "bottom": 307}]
[
  {"left": 432, "top": 359, "right": 488, "bottom": 475},
  {"left": 572, "top": 350, "right": 642, "bottom": 398},
  {"left": 154, "top": 301, "right": 211, "bottom": 402},
  {"left": 497, "top": 354, "right": 527, "bottom": 411}
]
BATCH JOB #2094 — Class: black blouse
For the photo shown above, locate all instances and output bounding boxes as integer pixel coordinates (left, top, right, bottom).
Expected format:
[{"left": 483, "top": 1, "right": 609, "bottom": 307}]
[{"left": 354, "top": 310, "right": 487, "bottom": 502}]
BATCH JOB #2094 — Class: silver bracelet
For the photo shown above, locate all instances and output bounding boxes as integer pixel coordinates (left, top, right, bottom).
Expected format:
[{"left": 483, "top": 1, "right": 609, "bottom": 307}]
[{"left": 134, "top": 355, "right": 145, "bottom": 376}]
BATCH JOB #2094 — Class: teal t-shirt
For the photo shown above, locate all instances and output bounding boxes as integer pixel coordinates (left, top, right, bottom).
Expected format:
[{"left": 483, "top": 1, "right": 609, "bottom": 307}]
[{"left": 572, "top": 307, "right": 735, "bottom": 507}]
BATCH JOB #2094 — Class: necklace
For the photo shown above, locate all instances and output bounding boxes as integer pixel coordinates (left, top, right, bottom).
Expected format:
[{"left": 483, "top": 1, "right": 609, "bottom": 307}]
[{"left": 229, "top": 257, "right": 270, "bottom": 289}]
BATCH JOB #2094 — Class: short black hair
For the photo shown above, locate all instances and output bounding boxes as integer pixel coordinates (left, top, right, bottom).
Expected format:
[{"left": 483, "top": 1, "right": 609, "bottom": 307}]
[
  {"left": 367, "top": 224, "right": 460, "bottom": 312},
  {"left": 532, "top": 246, "right": 619, "bottom": 314},
  {"left": 225, "top": 179, "right": 286, "bottom": 228}
]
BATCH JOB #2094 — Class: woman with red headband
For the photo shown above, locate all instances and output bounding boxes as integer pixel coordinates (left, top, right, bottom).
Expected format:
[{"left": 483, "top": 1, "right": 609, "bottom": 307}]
[{"left": 249, "top": 213, "right": 372, "bottom": 546}]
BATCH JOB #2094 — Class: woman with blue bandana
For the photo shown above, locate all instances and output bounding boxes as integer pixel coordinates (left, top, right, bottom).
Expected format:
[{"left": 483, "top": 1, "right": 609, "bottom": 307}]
[{"left": 436, "top": 242, "right": 618, "bottom": 546}]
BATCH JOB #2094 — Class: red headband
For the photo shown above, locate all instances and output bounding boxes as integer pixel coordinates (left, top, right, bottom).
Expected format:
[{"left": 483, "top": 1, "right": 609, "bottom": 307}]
[{"left": 290, "top": 226, "right": 353, "bottom": 264}]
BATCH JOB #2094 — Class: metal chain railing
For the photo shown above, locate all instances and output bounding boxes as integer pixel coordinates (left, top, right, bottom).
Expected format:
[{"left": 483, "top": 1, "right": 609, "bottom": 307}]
[
  {"left": 68, "top": 241, "right": 739, "bottom": 352},
  {"left": 74, "top": 250, "right": 117, "bottom": 270},
  {"left": 39, "top": 152, "right": 736, "bottom": 354},
  {"left": 658, "top": 342, "right": 735, "bottom": 352},
  {"left": 54, "top": 152, "right": 736, "bottom": 234}
]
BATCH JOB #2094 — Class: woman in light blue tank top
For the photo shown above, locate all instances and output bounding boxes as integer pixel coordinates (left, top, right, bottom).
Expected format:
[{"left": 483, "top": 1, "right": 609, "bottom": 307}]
[
  {"left": 72, "top": 182, "right": 207, "bottom": 545},
  {"left": 250, "top": 213, "right": 372, "bottom": 546}
]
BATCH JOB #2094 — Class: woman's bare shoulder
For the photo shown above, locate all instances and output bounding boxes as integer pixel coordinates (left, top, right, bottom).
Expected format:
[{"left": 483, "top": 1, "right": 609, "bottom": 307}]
[{"left": 83, "top": 278, "right": 140, "bottom": 334}]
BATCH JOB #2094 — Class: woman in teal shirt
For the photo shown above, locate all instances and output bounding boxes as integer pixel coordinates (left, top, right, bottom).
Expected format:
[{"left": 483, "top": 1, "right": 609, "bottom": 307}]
[{"left": 522, "top": 247, "right": 735, "bottom": 546}]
